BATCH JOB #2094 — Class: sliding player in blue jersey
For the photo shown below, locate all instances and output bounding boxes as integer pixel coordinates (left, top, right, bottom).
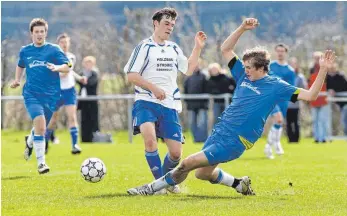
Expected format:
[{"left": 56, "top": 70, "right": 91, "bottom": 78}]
[
  {"left": 10, "top": 18, "right": 71, "bottom": 174},
  {"left": 127, "top": 18, "right": 335, "bottom": 196},
  {"left": 264, "top": 43, "right": 296, "bottom": 159}
]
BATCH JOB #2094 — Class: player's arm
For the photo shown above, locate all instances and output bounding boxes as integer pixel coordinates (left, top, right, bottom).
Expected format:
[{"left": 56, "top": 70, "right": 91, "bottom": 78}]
[
  {"left": 221, "top": 18, "right": 259, "bottom": 62},
  {"left": 185, "top": 31, "right": 207, "bottom": 76},
  {"left": 10, "top": 48, "right": 26, "bottom": 88},
  {"left": 47, "top": 63, "right": 70, "bottom": 73},
  {"left": 297, "top": 50, "right": 335, "bottom": 102}
]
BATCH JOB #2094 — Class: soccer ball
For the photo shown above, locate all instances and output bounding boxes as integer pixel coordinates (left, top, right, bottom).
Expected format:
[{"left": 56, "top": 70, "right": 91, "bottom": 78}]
[{"left": 80, "top": 158, "right": 106, "bottom": 183}]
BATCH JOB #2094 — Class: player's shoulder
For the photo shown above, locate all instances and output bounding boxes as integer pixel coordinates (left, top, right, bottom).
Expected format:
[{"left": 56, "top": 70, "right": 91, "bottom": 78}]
[
  {"left": 139, "top": 37, "right": 156, "bottom": 47},
  {"left": 166, "top": 40, "right": 179, "bottom": 47},
  {"left": 45, "top": 42, "right": 63, "bottom": 51},
  {"left": 20, "top": 43, "right": 34, "bottom": 52},
  {"left": 286, "top": 64, "right": 295, "bottom": 72}
]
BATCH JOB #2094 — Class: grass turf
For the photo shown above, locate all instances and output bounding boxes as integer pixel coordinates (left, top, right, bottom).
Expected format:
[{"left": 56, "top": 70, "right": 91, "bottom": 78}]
[{"left": 2, "top": 130, "right": 347, "bottom": 216}]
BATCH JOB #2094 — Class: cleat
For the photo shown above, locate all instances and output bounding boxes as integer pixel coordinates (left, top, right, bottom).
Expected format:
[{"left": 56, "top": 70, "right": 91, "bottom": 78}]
[
  {"left": 127, "top": 184, "right": 154, "bottom": 196},
  {"left": 38, "top": 163, "right": 50, "bottom": 174},
  {"left": 235, "top": 176, "right": 255, "bottom": 196},
  {"left": 167, "top": 185, "right": 181, "bottom": 194},
  {"left": 71, "top": 145, "right": 82, "bottom": 155},
  {"left": 24, "top": 135, "right": 33, "bottom": 161},
  {"left": 264, "top": 143, "right": 274, "bottom": 159}
]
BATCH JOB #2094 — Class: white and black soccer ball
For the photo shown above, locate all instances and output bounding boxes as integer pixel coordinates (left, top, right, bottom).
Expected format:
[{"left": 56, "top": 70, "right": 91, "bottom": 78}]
[{"left": 80, "top": 158, "right": 106, "bottom": 183}]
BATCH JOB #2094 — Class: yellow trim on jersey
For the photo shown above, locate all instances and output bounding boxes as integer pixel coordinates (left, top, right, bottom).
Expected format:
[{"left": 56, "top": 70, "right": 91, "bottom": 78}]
[
  {"left": 238, "top": 136, "right": 254, "bottom": 150},
  {"left": 294, "top": 88, "right": 300, "bottom": 95},
  {"left": 67, "top": 61, "right": 72, "bottom": 68}
]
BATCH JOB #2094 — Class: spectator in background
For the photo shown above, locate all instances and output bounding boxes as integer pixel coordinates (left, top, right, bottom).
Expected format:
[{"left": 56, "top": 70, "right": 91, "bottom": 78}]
[
  {"left": 327, "top": 62, "right": 347, "bottom": 135},
  {"left": 206, "top": 63, "right": 236, "bottom": 125},
  {"left": 184, "top": 64, "right": 208, "bottom": 143},
  {"left": 287, "top": 57, "right": 308, "bottom": 143},
  {"left": 309, "top": 51, "right": 328, "bottom": 143},
  {"left": 77, "top": 56, "right": 99, "bottom": 142}
]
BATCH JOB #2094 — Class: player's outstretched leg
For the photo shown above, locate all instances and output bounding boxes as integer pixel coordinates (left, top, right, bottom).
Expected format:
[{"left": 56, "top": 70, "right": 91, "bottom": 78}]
[
  {"left": 163, "top": 139, "right": 182, "bottom": 193},
  {"left": 195, "top": 166, "right": 255, "bottom": 196}
]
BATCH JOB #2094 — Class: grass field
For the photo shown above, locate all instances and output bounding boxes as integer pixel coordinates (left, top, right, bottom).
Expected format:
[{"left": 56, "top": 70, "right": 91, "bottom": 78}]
[{"left": 2, "top": 130, "right": 347, "bottom": 216}]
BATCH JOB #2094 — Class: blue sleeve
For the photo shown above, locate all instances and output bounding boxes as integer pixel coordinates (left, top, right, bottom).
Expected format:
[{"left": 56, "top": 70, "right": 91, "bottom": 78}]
[
  {"left": 275, "top": 79, "right": 300, "bottom": 102},
  {"left": 51, "top": 45, "right": 71, "bottom": 67},
  {"left": 228, "top": 56, "right": 245, "bottom": 83},
  {"left": 17, "top": 48, "right": 25, "bottom": 68}
]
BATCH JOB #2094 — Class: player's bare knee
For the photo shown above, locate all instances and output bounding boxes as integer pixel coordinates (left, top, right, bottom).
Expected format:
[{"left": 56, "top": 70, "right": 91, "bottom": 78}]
[
  {"left": 144, "top": 138, "right": 158, "bottom": 151},
  {"left": 169, "top": 150, "right": 182, "bottom": 161}
]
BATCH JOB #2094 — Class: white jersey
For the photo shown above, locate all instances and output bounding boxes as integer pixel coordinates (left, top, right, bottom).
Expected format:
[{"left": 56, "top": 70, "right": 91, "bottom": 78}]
[
  {"left": 124, "top": 36, "right": 188, "bottom": 112},
  {"left": 60, "top": 52, "right": 76, "bottom": 90}
]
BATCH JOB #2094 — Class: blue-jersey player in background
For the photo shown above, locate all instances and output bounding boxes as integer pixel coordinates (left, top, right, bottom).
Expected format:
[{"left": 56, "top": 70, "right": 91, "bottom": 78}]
[
  {"left": 10, "top": 18, "right": 71, "bottom": 174},
  {"left": 264, "top": 43, "right": 296, "bottom": 159},
  {"left": 127, "top": 18, "right": 335, "bottom": 196}
]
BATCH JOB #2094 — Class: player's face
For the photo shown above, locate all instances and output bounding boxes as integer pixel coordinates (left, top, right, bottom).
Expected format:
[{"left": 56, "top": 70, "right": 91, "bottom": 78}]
[
  {"left": 31, "top": 26, "right": 47, "bottom": 46},
  {"left": 155, "top": 15, "right": 176, "bottom": 41},
  {"left": 83, "top": 60, "right": 94, "bottom": 71},
  {"left": 275, "top": 47, "right": 287, "bottom": 61},
  {"left": 58, "top": 38, "right": 70, "bottom": 53},
  {"left": 244, "top": 60, "right": 265, "bottom": 81}
]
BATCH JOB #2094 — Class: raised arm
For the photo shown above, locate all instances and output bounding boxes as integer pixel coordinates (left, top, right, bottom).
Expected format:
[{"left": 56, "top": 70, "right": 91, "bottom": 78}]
[
  {"left": 221, "top": 18, "right": 259, "bottom": 62},
  {"left": 185, "top": 31, "right": 207, "bottom": 76},
  {"left": 298, "top": 50, "right": 335, "bottom": 101}
]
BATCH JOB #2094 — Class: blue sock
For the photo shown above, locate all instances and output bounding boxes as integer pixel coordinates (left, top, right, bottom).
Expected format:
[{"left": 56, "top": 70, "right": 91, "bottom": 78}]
[
  {"left": 273, "top": 124, "right": 282, "bottom": 129},
  {"left": 45, "top": 129, "right": 53, "bottom": 141},
  {"left": 162, "top": 153, "right": 180, "bottom": 176},
  {"left": 145, "top": 150, "right": 163, "bottom": 179},
  {"left": 70, "top": 127, "right": 78, "bottom": 147},
  {"left": 164, "top": 171, "right": 177, "bottom": 186},
  {"left": 210, "top": 169, "right": 223, "bottom": 184}
]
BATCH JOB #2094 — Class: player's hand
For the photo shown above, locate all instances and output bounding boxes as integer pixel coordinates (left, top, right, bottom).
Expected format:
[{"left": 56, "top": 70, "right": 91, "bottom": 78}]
[
  {"left": 319, "top": 50, "right": 335, "bottom": 69},
  {"left": 194, "top": 31, "right": 207, "bottom": 49},
  {"left": 80, "top": 76, "right": 88, "bottom": 85},
  {"left": 241, "top": 18, "right": 259, "bottom": 31},
  {"left": 46, "top": 63, "right": 58, "bottom": 72},
  {"left": 10, "top": 80, "right": 20, "bottom": 88},
  {"left": 151, "top": 86, "right": 166, "bottom": 101}
]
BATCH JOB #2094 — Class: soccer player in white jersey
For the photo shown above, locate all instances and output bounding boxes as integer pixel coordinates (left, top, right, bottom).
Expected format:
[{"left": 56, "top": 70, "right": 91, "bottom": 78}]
[
  {"left": 10, "top": 18, "right": 71, "bottom": 174},
  {"left": 46, "top": 33, "right": 87, "bottom": 154},
  {"left": 124, "top": 7, "right": 207, "bottom": 194}
]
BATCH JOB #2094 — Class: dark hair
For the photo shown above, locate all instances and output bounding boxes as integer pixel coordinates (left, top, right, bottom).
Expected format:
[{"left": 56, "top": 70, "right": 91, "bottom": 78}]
[
  {"left": 152, "top": 7, "right": 178, "bottom": 26},
  {"left": 56, "top": 33, "right": 70, "bottom": 42},
  {"left": 242, "top": 46, "right": 271, "bottom": 73},
  {"left": 29, "top": 18, "right": 48, "bottom": 32},
  {"left": 275, "top": 43, "right": 289, "bottom": 52}
]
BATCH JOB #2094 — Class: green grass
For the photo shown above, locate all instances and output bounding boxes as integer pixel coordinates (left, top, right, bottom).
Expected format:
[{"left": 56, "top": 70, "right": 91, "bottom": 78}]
[{"left": 2, "top": 130, "right": 347, "bottom": 216}]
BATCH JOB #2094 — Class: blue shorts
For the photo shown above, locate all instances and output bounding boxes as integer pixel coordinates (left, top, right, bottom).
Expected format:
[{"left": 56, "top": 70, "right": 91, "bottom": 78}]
[
  {"left": 57, "top": 87, "right": 77, "bottom": 107},
  {"left": 132, "top": 100, "right": 183, "bottom": 143},
  {"left": 23, "top": 91, "right": 59, "bottom": 123},
  {"left": 270, "top": 102, "right": 289, "bottom": 118},
  {"left": 202, "top": 130, "right": 245, "bottom": 165}
]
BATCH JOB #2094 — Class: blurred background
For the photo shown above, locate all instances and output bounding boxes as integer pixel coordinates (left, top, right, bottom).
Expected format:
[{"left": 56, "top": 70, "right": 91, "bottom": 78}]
[{"left": 2, "top": 1, "right": 347, "bottom": 142}]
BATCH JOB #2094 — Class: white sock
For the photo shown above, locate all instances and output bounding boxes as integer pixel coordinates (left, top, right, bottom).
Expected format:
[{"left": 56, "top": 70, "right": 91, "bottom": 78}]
[
  {"left": 27, "top": 128, "right": 34, "bottom": 148},
  {"left": 273, "top": 127, "right": 283, "bottom": 143},
  {"left": 218, "top": 170, "right": 235, "bottom": 187},
  {"left": 267, "top": 128, "right": 275, "bottom": 147},
  {"left": 33, "top": 135, "right": 45, "bottom": 166}
]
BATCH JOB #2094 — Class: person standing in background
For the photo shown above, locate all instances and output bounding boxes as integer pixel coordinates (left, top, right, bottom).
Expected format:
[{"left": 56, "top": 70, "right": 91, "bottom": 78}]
[{"left": 287, "top": 57, "right": 308, "bottom": 143}]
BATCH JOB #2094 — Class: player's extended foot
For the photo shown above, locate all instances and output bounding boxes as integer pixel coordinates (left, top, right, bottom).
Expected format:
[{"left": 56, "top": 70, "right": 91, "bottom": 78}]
[
  {"left": 71, "top": 145, "right": 82, "bottom": 155},
  {"left": 38, "top": 163, "right": 50, "bottom": 174},
  {"left": 235, "top": 176, "right": 255, "bottom": 196},
  {"left": 127, "top": 184, "right": 154, "bottom": 196},
  {"left": 275, "top": 142, "right": 284, "bottom": 155},
  {"left": 167, "top": 185, "right": 181, "bottom": 194},
  {"left": 264, "top": 143, "right": 274, "bottom": 159},
  {"left": 24, "top": 135, "right": 33, "bottom": 161}
]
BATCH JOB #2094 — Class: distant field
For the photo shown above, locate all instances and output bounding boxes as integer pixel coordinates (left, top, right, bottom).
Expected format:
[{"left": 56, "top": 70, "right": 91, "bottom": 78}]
[{"left": 2, "top": 130, "right": 347, "bottom": 216}]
